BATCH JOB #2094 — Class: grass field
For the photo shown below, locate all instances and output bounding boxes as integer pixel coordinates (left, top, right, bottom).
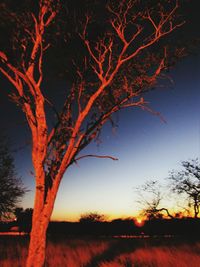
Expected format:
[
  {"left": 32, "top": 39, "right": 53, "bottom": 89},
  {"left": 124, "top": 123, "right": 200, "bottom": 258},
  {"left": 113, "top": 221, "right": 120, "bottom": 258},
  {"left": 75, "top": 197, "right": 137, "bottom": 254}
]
[{"left": 0, "top": 236, "right": 200, "bottom": 266}]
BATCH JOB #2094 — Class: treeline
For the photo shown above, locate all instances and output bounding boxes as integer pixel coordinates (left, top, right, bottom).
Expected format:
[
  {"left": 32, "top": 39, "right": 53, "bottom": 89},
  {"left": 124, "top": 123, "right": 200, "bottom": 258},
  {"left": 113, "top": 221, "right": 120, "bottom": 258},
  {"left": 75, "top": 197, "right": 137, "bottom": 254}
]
[
  {"left": 1, "top": 214, "right": 200, "bottom": 238},
  {"left": 48, "top": 218, "right": 200, "bottom": 237}
]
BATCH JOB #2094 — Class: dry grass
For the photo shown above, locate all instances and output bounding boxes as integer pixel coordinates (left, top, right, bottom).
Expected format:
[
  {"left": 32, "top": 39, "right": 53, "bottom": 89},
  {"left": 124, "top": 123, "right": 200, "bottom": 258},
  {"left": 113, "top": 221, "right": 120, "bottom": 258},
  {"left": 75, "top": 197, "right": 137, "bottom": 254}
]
[
  {"left": 99, "top": 243, "right": 200, "bottom": 267},
  {"left": 0, "top": 237, "right": 200, "bottom": 267},
  {"left": 46, "top": 239, "right": 110, "bottom": 267},
  {"left": 0, "top": 237, "right": 28, "bottom": 267}
]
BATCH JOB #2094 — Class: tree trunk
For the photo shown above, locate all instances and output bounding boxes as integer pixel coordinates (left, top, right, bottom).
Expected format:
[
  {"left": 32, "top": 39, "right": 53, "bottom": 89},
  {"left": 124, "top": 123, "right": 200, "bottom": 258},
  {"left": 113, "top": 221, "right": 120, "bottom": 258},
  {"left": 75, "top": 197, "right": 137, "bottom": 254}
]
[
  {"left": 26, "top": 214, "right": 48, "bottom": 267},
  {"left": 194, "top": 203, "right": 199, "bottom": 219},
  {"left": 26, "top": 175, "right": 61, "bottom": 267}
]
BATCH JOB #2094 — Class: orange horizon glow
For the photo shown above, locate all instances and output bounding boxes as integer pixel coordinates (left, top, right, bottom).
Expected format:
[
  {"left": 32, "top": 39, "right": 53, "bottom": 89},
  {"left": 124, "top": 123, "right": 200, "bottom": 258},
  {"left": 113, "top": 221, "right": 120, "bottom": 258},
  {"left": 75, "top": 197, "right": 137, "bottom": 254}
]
[
  {"left": 50, "top": 210, "right": 142, "bottom": 222},
  {"left": 48, "top": 203, "right": 195, "bottom": 222},
  {"left": 134, "top": 218, "right": 145, "bottom": 227},
  {"left": 49, "top": 202, "right": 194, "bottom": 222}
]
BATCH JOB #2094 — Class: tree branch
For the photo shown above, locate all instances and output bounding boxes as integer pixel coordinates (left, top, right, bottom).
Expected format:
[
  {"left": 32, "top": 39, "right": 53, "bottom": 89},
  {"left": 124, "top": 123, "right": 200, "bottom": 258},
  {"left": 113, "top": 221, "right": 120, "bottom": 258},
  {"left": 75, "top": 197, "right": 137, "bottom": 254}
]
[{"left": 75, "top": 154, "right": 118, "bottom": 161}]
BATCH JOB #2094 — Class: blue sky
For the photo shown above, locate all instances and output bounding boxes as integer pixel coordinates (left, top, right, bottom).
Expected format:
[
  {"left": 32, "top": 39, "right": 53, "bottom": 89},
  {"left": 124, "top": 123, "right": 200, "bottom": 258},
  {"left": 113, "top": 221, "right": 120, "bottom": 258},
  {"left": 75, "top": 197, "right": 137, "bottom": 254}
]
[{"left": 12, "top": 54, "right": 200, "bottom": 221}]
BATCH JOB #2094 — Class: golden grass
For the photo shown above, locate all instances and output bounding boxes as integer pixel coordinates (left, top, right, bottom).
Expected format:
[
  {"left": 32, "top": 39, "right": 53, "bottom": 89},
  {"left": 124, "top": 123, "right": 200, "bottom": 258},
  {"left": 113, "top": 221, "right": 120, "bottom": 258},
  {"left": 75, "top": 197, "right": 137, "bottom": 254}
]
[
  {"left": 0, "top": 237, "right": 200, "bottom": 267},
  {"left": 100, "top": 243, "right": 200, "bottom": 267},
  {"left": 46, "top": 239, "right": 110, "bottom": 267}
]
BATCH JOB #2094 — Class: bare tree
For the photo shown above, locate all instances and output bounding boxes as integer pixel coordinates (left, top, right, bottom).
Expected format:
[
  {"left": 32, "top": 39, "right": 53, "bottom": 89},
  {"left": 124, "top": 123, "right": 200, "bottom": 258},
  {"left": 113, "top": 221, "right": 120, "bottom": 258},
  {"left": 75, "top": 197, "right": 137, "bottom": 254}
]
[
  {"left": 169, "top": 159, "right": 200, "bottom": 218},
  {"left": 135, "top": 180, "right": 173, "bottom": 220},
  {"left": 0, "top": 0, "right": 185, "bottom": 266},
  {"left": 0, "top": 138, "right": 26, "bottom": 220}
]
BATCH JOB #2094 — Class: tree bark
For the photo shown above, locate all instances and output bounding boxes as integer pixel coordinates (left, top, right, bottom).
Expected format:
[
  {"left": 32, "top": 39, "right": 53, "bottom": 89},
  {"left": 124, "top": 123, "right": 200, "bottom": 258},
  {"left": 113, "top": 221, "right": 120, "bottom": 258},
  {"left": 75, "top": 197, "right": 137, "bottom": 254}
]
[
  {"left": 26, "top": 214, "right": 48, "bottom": 267},
  {"left": 194, "top": 203, "right": 199, "bottom": 218},
  {"left": 26, "top": 174, "right": 61, "bottom": 267}
]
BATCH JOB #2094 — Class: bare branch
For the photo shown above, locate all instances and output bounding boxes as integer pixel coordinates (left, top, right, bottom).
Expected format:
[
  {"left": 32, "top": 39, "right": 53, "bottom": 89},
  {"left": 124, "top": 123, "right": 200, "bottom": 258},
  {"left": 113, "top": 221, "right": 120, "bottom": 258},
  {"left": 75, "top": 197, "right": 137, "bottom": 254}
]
[{"left": 75, "top": 154, "right": 118, "bottom": 161}]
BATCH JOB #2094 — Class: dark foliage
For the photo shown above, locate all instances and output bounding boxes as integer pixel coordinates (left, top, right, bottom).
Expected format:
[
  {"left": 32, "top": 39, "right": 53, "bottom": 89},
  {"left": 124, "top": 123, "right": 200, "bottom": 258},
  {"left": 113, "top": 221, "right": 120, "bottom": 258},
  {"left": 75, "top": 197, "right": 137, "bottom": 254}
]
[
  {"left": 79, "top": 212, "right": 106, "bottom": 223},
  {"left": 14, "top": 208, "right": 33, "bottom": 233},
  {"left": 0, "top": 138, "right": 26, "bottom": 219},
  {"left": 47, "top": 218, "right": 200, "bottom": 238}
]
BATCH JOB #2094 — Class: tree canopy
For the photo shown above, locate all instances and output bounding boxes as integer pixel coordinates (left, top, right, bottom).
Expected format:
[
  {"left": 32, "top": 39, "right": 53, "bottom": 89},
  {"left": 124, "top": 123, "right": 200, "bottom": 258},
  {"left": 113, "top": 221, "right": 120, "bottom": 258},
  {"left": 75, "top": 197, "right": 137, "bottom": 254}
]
[
  {"left": 169, "top": 159, "right": 200, "bottom": 218},
  {"left": 79, "top": 212, "right": 106, "bottom": 223}
]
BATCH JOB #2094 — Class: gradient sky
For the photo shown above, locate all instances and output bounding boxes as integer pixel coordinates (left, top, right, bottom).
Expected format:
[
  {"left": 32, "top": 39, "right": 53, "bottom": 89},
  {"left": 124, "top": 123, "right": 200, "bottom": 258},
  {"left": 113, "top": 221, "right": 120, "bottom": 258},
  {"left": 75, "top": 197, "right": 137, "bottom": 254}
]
[
  {"left": 0, "top": 1, "right": 200, "bottom": 222},
  {"left": 1, "top": 53, "right": 198, "bottom": 221}
]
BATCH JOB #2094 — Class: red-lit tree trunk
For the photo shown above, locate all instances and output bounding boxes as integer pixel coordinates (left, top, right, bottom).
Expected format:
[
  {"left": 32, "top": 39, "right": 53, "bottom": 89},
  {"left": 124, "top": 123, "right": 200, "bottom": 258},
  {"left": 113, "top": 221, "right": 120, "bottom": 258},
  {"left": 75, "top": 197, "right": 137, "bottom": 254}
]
[
  {"left": 26, "top": 209, "right": 47, "bottom": 267},
  {"left": 27, "top": 173, "right": 61, "bottom": 267}
]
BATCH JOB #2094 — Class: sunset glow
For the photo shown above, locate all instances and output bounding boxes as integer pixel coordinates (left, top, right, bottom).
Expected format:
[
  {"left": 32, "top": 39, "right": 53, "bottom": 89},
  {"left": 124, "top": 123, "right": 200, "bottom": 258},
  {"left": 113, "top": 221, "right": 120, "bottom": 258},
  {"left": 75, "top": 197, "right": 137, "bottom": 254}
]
[{"left": 134, "top": 218, "right": 145, "bottom": 227}]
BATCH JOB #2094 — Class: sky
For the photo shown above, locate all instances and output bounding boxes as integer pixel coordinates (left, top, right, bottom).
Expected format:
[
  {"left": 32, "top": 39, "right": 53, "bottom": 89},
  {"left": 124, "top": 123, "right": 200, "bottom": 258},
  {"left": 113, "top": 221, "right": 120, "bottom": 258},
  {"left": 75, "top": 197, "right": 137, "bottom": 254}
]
[
  {"left": 0, "top": 1, "right": 200, "bottom": 222},
  {"left": 3, "top": 53, "right": 198, "bottom": 222},
  {"left": 52, "top": 55, "right": 200, "bottom": 221}
]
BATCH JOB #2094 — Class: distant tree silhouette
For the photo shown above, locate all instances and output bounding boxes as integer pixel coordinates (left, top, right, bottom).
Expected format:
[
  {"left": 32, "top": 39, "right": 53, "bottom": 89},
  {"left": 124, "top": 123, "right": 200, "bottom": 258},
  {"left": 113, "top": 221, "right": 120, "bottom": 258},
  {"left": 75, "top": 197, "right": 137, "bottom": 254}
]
[
  {"left": 79, "top": 212, "right": 106, "bottom": 223},
  {"left": 14, "top": 207, "right": 24, "bottom": 218},
  {"left": 135, "top": 180, "right": 173, "bottom": 220},
  {"left": 15, "top": 208, "right": 33, "bottom": 233},
  {"left": 169, "top": 159, "right": 200, "bottom": 218},
  {"left": 0, "top": 138, "right": 26, "bottom": 220}
]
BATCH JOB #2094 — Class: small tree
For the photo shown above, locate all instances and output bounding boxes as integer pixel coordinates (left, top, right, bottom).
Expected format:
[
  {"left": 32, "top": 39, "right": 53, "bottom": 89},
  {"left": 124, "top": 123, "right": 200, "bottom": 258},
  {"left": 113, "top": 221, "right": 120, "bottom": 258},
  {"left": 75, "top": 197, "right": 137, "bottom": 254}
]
[
  {"left": 169, "top": 159, "right": 200, "bottom": 218},
  {"left": 79, "top": 212, "right": 106, "bottom": 223},
  {"left": 0, "top": 1, "right": 186, "bottom": 266},
  {"left": 135, "top": 180, "right": 173, "bottom": 220},
  {"left": 0, "top": 138, "right": 26, "bottom": 220}
]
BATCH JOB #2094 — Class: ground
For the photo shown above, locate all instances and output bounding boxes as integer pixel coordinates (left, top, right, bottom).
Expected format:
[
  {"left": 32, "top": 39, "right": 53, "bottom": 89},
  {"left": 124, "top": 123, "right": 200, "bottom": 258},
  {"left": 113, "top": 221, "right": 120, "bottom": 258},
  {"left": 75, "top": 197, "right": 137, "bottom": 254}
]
[{"left": 0, "top": 236, "right": 200, "bottom": 266}]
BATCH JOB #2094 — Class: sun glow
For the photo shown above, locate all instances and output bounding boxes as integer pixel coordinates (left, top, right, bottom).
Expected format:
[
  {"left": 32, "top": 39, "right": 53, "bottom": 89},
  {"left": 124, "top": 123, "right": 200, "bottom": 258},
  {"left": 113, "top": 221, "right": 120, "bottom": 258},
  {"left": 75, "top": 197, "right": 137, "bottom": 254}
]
[{"left": 135, "top": 218, "right": 145, "bottom": 227}]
